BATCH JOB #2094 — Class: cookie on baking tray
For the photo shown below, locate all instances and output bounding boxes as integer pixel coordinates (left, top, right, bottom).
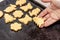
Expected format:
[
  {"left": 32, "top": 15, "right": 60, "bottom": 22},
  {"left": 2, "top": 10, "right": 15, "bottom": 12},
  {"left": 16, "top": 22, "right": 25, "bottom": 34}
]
[
  {"left": 18, "top": 14, "right": 32, "bottom": 24},
  {"left": 10, "top": 22, "right": 22, "bottom": 31}
]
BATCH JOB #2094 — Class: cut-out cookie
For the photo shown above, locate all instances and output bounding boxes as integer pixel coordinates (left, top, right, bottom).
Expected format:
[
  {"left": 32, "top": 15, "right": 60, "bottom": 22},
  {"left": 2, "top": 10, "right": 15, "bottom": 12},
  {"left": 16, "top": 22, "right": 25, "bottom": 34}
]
[
  {"left": 29, "top": 8, "right": 41, "bottom": 16},
  {"left": 4, "top": 14, "right": 16, "bottom": 23},
  {"left": 16, "top": 0, "right": 26, "bottom": 6},
  {"left": 13, "top": 10, "right": 23, "bottom": 18},
  {"left": 18, "top": 14, "right": 32, "bottom": 24},
  {"left": 10, "top": 22, "right": 22, "bottom": 32},
  {"left": 4, "top": 4, "right": 16, "bottom": 13},
  {"left": 20, "top": 3, "right": 33, "bottom": 12},
  {"left": 0, "top": 11, "right": 3, "bottom": 18},
  {"left": 33, "top": 17, "right": 44, "bottom": 27}
]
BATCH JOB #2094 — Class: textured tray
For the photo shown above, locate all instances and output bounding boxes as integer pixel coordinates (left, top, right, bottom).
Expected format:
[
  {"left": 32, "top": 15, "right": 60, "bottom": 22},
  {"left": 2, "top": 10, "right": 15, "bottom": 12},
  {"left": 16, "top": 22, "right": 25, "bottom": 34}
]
[{"left": 0, "top": 0, "right": 60, "bottom": 40}]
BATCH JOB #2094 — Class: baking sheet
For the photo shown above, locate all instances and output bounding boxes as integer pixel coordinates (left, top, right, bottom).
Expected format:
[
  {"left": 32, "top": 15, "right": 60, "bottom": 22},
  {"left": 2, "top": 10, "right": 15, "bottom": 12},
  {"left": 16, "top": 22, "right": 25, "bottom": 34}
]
[{"left": 0, "top": 0, "right": 60, "bottom": 40}]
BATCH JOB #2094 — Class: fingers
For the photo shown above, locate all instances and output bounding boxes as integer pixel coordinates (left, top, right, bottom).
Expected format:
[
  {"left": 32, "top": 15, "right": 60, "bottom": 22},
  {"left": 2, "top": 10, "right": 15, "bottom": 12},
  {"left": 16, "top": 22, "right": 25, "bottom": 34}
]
[
  {"left": 39, "top": 14, "right": 50, "bottom": 28},
  {"left": 42, "top": 0, "right": 51, "bottom": 2},
  {"left": 38, "top": 8, "right": 52, "bottom": 17},
  {"left": 43, "top": 14, "right": 50, "bottom": 21},
  {"left": 44, "top": 17, "right": 58, "bottom": 27}
]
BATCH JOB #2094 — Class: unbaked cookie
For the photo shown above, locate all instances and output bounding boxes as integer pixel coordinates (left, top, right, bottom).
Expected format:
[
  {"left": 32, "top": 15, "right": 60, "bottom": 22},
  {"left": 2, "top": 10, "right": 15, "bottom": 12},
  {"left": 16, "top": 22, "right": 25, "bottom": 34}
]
[
  {"left": 18, "top": 14, "right": 32, "bottom": 24},
  {"left": 13, "top": 10, "right": 23, "bottom": 18},
  {"left": 0, "top": 11, "right": 3, "bottom": 18},
  {"left": 4, "top": 4, "right": 16, "bottom": 13},
  {"left": 33, "top": 17, "right": 44, "bottom": 27},
  {"left": 29, "top": 8, "right": 41, "bottom": 16},
  {"left": 4, "top": 14, "right": 16, "bottom": 23},
  {"left": 20, "top": 3, "right": 33, "bottom": 12},
  {"left": 10, "top": 22, "right": 22, "bottom": 32},
  {"left": 16, "top": 0, "right": 26, "bottom": 6}
]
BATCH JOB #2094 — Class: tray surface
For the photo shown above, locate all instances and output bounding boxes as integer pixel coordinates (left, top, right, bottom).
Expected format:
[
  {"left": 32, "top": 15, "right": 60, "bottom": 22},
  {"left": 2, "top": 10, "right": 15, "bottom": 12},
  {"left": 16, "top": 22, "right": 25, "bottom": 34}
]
[{"left": 0, "top": 0, "right": 60, "bottom": 40}]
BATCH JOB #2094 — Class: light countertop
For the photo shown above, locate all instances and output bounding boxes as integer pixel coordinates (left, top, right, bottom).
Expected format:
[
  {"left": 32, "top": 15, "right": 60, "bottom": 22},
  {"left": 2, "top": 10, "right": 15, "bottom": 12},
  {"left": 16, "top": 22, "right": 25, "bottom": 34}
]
[{"left": 0, "top": 0, "right": 50, "bottom": 7}]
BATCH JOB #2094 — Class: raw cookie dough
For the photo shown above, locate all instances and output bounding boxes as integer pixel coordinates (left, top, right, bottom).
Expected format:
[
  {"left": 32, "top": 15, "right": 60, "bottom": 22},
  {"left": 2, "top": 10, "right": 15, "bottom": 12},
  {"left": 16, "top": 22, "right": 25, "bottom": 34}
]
[
  {"left": 20, "top": 3, "right": 33, "bottom": 12},
  {"left": 4, "top": 4, "right": 16, "bottom": 13},
  {"left": 16, "top": 0, "right": 26, "bottom": 6},
  {"left": 0, "top": 11, "right": 3, "bottom": 17},
  {"left": 10, "top": 22, "right": 22, "bottom": 32},
  {"left": 4, "top": 14, "right": 16, "bottom": 23},
  {"left": 33, "top": 17, "right": 44, "bottom": 27},
  {"left": 29, "top": 8, "right": 41, "bottom": 16},
  {"left": 18, "top": 14, "right": 32, "bottom": 24},
  {"left": 13, "top": 10, "right": 23, "bottom": 18}
]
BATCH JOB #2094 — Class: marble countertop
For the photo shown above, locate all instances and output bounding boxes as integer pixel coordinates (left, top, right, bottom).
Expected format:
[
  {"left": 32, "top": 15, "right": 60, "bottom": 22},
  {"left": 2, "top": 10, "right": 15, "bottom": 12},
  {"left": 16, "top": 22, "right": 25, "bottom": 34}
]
[
  {"left": 0, "top": 0, "right": 50, "bottom": 7},
  {"left": 35, "top": 0, "right": 50, "bottom": 7}
]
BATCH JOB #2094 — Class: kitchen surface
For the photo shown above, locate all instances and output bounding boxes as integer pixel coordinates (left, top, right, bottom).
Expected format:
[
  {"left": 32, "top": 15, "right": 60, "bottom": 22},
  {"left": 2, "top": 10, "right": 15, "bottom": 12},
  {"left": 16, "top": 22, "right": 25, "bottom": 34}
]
[
  {"left": 0, "top": 0, "right": 50, "bottom": 7},
  {"left": 35, "top": 0, "right": 50, "bottom": 7}
]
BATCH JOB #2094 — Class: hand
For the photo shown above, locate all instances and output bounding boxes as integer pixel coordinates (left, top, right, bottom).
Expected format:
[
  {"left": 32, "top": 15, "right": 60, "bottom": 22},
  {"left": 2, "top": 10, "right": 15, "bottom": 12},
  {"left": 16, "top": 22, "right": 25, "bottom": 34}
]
[
  {"left": 41, "top": 0, "right": 51, "bottom": 2},
  {"left": 38, "top": 0, "right": 60, "bottom": 28},
  {"left": 38, "top": 7, "right": 60, "bottom": 28}
]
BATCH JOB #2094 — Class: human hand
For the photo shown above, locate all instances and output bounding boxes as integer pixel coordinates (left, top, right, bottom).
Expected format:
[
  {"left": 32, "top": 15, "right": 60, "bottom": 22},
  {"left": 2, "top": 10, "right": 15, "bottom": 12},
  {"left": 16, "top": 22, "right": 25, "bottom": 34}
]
[
  {"left": 38, "top": 7, "right": 60, "bottom": 28},
  {"left": 38, "top": 0, "right": 60, "bottom": 28}
]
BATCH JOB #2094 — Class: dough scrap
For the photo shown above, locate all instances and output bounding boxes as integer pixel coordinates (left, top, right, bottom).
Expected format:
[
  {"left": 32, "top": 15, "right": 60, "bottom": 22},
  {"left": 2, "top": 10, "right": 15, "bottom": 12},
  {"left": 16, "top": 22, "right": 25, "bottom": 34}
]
[
  {"left": 33, "top": 17, "right": 44, "bottom": 27},
  {"left": 20, "top": 3, "right": 33, "bottom": 12},
  {"left": 4, "top": 4, "right": 16, "bottom": 13},
  {"left": 4, "top": 14, "right": 16, "bottom": 23},
  {"left": 18, "top": 14, "right": 32, "bottom": 24},
  {"left": 29, "top": 8, "right": 41, "bottom": 16},
  {"left": 0, "top": 11, "right": 3, "bottom": 17},
  {"left": 16, "top": 0, "right": 26, "bottom": 6},
  {"left": 13, "top": 10, "right": 23, "bottom": 18},
  {"left": 10, "top": 22, "right": 22, "bottom": 31}
]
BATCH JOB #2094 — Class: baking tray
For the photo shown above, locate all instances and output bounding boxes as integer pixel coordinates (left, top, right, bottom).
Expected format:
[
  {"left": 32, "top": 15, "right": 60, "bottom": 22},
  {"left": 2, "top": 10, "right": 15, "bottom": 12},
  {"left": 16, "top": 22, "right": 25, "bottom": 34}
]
[
  {"left": 29, "top": 0, "right": 46, "bottom": 9},
  {"left": 0, "top": 0, "right": 60, "bottom": 40}
]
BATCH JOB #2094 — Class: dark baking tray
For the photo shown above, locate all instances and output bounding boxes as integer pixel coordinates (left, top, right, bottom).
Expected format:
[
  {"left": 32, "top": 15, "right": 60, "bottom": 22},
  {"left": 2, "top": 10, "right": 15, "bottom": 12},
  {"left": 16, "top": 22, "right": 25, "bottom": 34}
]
[
  {"left": 29, "top": 0, "right": 46, "bottom": 9},
  {"left": 0, "top": 0, "right": 60, "bottom": 40}
]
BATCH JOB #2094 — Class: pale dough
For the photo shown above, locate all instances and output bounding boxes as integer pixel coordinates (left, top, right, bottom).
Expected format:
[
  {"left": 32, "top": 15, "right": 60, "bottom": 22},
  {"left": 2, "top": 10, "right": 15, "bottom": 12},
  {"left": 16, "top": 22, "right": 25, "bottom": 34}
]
[
  {"left": 4, "top": 4, "right": 16, "bottom": 13},
  {"left": 4, "top": 14, "right": 16, "bottom": 23},
  {"left": 0, "top": 11, "right": 3, "bottom": 17},
  {"left": 29, "top": 8, "right": 41, "bottom": 16},
  {"left": 13, "top": 10, "right": 23, "bottom": 18},
  {"left": 16, "top": 0, "right": 26, "bottom": 6},
  {"left": 18, "top": 14, "right": 32, "bottom": 24},
  {"left": 20, "top": 3, "right": 33, "bottom": 12},
  {"left": 10, "top": 22, "right": 22, "bottom": 31},
  {"left": 33, "top": 17, "right": 44, "bottom": 27}
]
